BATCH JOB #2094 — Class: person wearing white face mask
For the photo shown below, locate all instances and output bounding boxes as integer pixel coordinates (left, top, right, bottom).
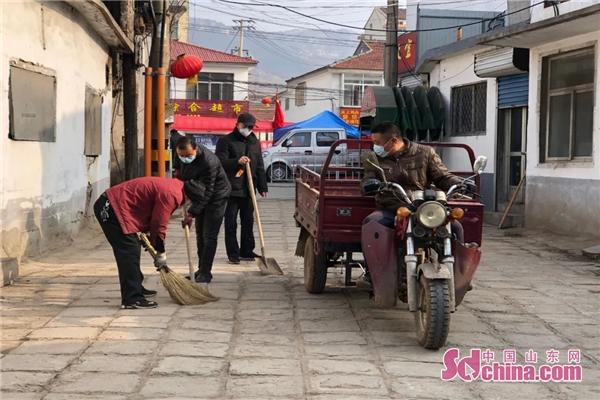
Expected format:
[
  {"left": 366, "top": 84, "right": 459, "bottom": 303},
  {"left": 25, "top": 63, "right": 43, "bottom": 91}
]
[
  {"left": 177, "top": 136, "right": 231, "bottom": 283},
  {"left": 215, "top": 113, "right": 268, "bottom": 264}
]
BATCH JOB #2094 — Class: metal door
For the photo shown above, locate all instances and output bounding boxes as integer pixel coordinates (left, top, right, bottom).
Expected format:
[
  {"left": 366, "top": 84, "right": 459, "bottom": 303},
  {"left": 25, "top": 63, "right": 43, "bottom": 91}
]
[{"left": 496, "top": 107, "right": 527, "bottom": 211}]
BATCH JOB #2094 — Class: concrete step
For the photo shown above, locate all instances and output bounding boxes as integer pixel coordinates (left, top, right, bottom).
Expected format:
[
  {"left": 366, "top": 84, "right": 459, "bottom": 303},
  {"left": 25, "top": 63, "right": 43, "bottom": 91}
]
[{"left": 484, "top": 211, "right": 524, "bottom": 228}]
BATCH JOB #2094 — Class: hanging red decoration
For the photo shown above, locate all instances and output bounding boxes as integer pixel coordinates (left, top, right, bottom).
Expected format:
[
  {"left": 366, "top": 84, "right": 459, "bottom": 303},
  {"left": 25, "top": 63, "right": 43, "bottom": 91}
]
[
  {"left": 261, "top": 96, "right": 272, "bottom": 106},
  {"left": 170, "top": 54, "right": 203, "bottom": 79}
]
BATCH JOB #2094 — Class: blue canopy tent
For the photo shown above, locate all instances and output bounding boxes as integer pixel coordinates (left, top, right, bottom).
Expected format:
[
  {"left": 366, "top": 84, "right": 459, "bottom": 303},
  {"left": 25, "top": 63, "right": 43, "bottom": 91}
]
[{"left": 273, "top": 110, "right": 360, "bottom": 142}]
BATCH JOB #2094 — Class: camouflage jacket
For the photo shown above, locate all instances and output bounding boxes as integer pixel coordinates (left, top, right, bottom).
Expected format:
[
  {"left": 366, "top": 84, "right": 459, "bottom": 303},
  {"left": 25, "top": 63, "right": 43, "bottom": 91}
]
[{"left": 360, "top": 139, "right": 462, "bottom": 210}]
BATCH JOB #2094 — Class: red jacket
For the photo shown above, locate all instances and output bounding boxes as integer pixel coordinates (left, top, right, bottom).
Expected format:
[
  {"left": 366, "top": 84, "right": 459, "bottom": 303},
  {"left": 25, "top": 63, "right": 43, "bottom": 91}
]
[{"left": 106, "top": 177, "right": 184, "bottom": 250}]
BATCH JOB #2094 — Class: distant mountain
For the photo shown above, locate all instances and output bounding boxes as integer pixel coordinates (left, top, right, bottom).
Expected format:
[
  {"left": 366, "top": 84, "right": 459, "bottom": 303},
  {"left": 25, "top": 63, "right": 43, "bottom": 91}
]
[{"left": 187, "top": 18, "right": 358, "bottom": 81}]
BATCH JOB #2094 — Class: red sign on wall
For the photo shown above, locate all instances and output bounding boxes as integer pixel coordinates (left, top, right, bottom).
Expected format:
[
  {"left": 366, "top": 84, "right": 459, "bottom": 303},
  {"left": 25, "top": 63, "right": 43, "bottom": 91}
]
[
  {"left": 171, "top": 99, "right": 249, "bottom": 118},
  {"left": 397, "top": 32, "right": 417, "bottom": 74},
  {"left": 339, "top": 107, "right": 361, "bottom": 126}
]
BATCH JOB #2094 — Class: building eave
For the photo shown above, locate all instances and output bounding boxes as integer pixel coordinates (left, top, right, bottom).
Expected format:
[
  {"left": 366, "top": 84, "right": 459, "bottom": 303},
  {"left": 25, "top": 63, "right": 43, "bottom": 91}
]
[{"left": 68, "top": 0, "right": 134, "bottom": 53}]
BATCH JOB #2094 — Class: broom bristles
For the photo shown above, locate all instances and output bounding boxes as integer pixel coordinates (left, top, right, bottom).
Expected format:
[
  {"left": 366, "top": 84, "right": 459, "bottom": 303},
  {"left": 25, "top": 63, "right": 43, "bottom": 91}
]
[{"left": 159, "top": 266, "right": 219, "bottom": 305}]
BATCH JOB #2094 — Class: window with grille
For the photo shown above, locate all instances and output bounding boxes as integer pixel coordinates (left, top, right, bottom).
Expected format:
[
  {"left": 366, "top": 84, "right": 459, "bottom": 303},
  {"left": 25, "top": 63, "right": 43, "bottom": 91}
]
[
  {"left": 295, "top": 82, "right": 306, "bottom": 106},
  {"left": 450, "top": 82, "right": 487, "bottom": 136},
  {"left": 540, "top": 47, "right": 594, "bottom": 161},
  {"left": 193, "top": 73, "right": 233, "bottom": 101},
  {"left": 343, "top": 74, "right": 382, "bottom": 107}
]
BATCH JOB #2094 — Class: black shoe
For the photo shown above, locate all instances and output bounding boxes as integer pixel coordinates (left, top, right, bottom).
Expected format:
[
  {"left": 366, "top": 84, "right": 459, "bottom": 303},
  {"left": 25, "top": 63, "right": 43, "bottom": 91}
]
[
  {"left": 195, "top": 272, "right": 212, "bottom": 283},
  {"left": 142, "top": 287, "right": 157, "bottom": 297},
  {"left": 121, "top": 299, "right": 158, "bottom": 309},
  {"left": 228, "top": 257, "right": 240, "bottom": 265},
  {"left": 240, "top": 252, "right": 260, "bottom": 261}
]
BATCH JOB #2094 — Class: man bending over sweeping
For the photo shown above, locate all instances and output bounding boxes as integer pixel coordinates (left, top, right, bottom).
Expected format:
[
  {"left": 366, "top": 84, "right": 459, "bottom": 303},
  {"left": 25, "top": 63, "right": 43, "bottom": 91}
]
[
  {"left": 177, "top": 135, "right": 232, "bottom": 283},
  {"left": 93, "top": 177, "right": 185, "bottom": 309}
]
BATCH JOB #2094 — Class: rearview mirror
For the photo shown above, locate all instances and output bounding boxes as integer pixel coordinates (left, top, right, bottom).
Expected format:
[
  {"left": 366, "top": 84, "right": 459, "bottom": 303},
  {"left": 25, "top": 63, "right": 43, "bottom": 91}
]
[
  {"left": 473, "top": 156, "right": 487, "bottom": 175},
  {"left": 365, "top": 159, "right": 388, "bottom": 183},
  {"left": 282, "top": 139, "right": 291, "bottom": 147}
]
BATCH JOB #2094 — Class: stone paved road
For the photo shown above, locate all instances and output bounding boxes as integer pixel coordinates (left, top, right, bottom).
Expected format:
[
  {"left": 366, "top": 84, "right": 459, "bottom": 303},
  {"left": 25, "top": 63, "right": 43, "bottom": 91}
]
[{"left": 1, "top": 199, "right": 599, "bottom": 399}]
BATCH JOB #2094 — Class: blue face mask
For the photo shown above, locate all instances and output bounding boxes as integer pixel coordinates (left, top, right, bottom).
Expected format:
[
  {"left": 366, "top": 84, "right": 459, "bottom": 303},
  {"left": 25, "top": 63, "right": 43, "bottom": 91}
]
[
  {"left": 373, "top": 144, "right": 388, "bottom": 158},
  {"left": 178, "top": 154, "right": 196, "bottom": 164}
]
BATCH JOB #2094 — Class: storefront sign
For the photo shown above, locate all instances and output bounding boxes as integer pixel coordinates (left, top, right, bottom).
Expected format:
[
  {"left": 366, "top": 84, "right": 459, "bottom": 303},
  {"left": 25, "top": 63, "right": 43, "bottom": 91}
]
[
  {"left": 339, "top": 107, "right": 360, "bottom": 126},
  {"left": 398, "top": 32, "right": 417, "bottom": 74},
  {"left": 171, "top": 99, "right": 249, "bottom": 118}
]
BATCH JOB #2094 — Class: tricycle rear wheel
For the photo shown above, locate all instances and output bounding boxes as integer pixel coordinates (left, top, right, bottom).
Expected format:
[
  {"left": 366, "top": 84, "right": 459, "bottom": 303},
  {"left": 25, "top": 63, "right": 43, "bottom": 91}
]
[
  {"left": 414, "top": 275, "right": 450, "bottom": 350},
  {"left": 304, "top": 236, "right": 327, "bottom": 294}
]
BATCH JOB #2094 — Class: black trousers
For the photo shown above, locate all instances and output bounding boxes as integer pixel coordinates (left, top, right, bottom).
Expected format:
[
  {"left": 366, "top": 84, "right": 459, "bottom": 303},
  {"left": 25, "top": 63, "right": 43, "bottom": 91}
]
[
  {"left": 94, "top": 195, "right": 144, "bottom": 305},
  {"left": 224, "top": 196, "right": 255, "bottom": 259},
  {"left": 195, "top": 198, "right": 227, "bottom": 278}
]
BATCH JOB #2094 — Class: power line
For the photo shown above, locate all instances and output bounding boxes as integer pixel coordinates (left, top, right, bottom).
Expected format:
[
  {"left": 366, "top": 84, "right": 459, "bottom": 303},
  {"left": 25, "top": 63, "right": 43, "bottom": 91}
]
[{"left": 214, "top": 0, "right": 544, "bottom": 33}]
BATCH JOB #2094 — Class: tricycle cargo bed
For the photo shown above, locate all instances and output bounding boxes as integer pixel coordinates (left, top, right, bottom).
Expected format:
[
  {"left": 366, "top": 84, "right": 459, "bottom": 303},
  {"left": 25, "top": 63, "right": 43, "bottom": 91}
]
[{"left": 294, "top": 139, "right": 484, "bottom": 254}]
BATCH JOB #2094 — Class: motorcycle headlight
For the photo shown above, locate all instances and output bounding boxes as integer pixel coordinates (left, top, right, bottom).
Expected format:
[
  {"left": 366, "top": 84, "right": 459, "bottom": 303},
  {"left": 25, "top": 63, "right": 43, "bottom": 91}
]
[{"left": 416, "top": 201, "right": 447, "bottom": 229}]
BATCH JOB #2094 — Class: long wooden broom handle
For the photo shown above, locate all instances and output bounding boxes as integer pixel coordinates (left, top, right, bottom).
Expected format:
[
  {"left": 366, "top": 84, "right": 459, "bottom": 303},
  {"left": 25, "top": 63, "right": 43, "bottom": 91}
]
[
  {"left": 245, "top": 162, "right": 266, "bottom": 252},
  {"left": 182, "top": 205, "right": 195, "bottom": 280}
]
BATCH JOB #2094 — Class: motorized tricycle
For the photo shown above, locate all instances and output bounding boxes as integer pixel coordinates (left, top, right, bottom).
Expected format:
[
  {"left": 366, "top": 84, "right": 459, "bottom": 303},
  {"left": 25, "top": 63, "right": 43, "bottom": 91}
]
[{"left": 294, "top": 139, "right": 486, "bottom": 350}]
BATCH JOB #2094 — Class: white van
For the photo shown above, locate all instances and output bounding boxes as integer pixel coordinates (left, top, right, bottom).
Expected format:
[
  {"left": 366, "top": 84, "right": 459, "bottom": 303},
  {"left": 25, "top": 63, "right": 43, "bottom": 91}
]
[{"left": 262, "top": 129, "right": 347, "bottom": 182}]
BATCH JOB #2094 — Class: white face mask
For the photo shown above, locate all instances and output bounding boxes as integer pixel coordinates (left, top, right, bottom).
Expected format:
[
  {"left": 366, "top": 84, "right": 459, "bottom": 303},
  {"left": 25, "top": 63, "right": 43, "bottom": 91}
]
[
  {"left": 373, "top": 144, "right": 388, "bottom": 158},
  {"left": 239, "top": 127, "right": 251, "bottom": 137}
]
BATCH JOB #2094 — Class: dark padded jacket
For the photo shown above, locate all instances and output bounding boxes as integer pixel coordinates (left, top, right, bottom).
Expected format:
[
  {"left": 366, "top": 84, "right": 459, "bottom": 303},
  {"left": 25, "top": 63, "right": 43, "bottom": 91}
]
[
  {"left": 179, "top": 145, "right": 231, "bottom": 216},
  {"left": 215, "top": 129, "right": 268, "bottom": 198},
  {"left": 360, "top": 139, "right": 462, "bottom": 210}
]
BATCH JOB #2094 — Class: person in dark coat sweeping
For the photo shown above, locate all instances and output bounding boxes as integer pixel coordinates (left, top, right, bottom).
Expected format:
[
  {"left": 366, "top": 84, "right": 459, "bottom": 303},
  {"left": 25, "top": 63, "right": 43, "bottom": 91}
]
[
  {"left": 177, "top": 136, "right": 231, "bottom": 283},
  {"left": 93, "top": 177, "right": 185, "bottom": 309},
  {"left": 215, "top": 112, "right": 268, "bottom": 264}
]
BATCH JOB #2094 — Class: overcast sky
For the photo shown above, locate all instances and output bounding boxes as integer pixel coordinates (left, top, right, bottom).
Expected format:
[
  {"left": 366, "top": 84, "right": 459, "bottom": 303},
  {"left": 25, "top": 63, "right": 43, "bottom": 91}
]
[{"left": 189, "top": 0, "right": 507, "bottom": 33}]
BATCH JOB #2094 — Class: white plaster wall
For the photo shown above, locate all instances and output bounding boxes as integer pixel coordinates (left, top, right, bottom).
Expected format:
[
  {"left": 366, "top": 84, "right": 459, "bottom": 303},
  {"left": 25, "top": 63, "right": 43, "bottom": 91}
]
[
  {"left": 170, "top": 63, "right": 253, "bottom": 101},
  {"left": 0, "top": 0, "right": 112, "bottom": 257},
  {"left": 285, "top": 69, "right": 341, "bottom": 123},
  {"left": 526, "top": 30, "right": 600, "bottom": 180},
  {"left": 530, "top": 0, "right": 600, "bottom": 23},
  {"left": 430, "top": 51, "right": 498, "bottom": 173}
]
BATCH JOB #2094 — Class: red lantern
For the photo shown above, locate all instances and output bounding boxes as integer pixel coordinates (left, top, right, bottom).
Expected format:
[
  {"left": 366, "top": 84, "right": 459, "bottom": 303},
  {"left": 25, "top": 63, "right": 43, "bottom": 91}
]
[
  {"left": 170, "top": 54, "right": 203, "bottom": 79},
  {"left": 261, "top": 96, "right": 272, "bottom": 106}
]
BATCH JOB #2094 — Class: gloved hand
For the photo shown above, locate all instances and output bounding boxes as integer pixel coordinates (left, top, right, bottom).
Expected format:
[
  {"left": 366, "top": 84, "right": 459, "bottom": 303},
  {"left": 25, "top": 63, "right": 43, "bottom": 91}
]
[
  {"left": 464, "top": 180, "right": 477, "bottom": 194},
  {"left": 181, "top": 213, "right": 194, "bottom": 229},
  {"left": 154, "top": 253, "right": 167, "bottom": 270}
]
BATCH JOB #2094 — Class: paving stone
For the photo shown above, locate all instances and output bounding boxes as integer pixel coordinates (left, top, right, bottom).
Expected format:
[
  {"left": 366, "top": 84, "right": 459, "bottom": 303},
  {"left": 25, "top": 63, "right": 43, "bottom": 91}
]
[
  {"left": 383, "top": 361, "right": 443, "bottom": 378},
  {"left": 86, "top": 340, "right": 158, "bottom": 355},
  {"left": 55, "top": 308, "right": 116, "bottom": 318},
  {"left": 45, "top": 316, "right": 113, "bottom": 328},
  {"left": 44, "top": 395, "right": 126, "bottom": 400},
  {"left": 309, "top": 374, "right": 387, "bottom": 395},
  {"left": 304, "top": 344, "right": 369, "bottom": 360},
  {"left": 239, "top": 300, "right": 292, "bottom": 309},
  {"left": 299, "top": 319, "right": 360, "bottom": 332},
  {"left": 230, "top": 358, "right": 302, "bottom": 375},
  {"left": 177, "top": 308, "right": 235, "bottom": 320},
  {"left": 295, "top": 299, "right": 349, "bottom": 309},
  {"left": 180, "top": 319, "right": 234, "bottom": 332},
  {"left": 98, "top": 328, "right": 165, "bottom": 340},
  {"left": 378, "top": 346, "right": 450, "bottom": 363},
  {"left": 237, "top": 308, "right": 293, "bottom": 321},
  {"left": 159, "top": 341, "right": 229, "bottom": 358},
  {"left": 0, "top": 340, "right": 23, "bottom": 353},
  {"left": 109, "top": 316, "right": 170, "bottom": 328},
  {"left": 390, "top": 378, "right": 473, "bottom": 399},
  {"left": 168, "top": 329, "right": 231, "bottom": 343},
  {"left": 0, "top": 371, "right": 55, "bottom": 391},
  {"left": 232, "top": 344, "right": 297, "bottom": 359},
  {"left": 302, "top": 332, "right": 367, "bottom": 345},
  {"left": 1, "top": 329, "right": 33, "bottom": 341},
  {"left": 1, "top": 354, "right": 76, "bottom": 372},
  {"left": 51, "top": 372, "right": 140, "bottom": 393},
  {"left": 308, "top": 359, "right": 379, "bottom": 375},
  {"left": 140, "top": 376, "right": 222, "bottom": 397},
  {"left": 0, "top": 393, "right": 44, "bottom": 400},
  {"left": 70, "top": 354, "right": 150, "bottom": 373},
  {"left": 226, "top": 375, "right": 304, "bottom": 397},
  {"left": 296, "top": 308, "right": 355, "bottom": 320},
  {"left": 152, "top": 356, "right": 224, "bottom": 375},
  {"left": 237, "top": 333, "right": 295, "bottom": 346},
  {"left": 28, "top": 327, "right": 101, "bottom": 340},
  {"left": 239, "top": 319, "right": 295, "bottom": 334},
  {"left": 11, "top": 340, "right": 88, "bottom": 355},
  {"left": 116, "top": 305, "right": 179, "bottom": 316},
  {"left": 1, "top": 316, "right": 53, "bottom": 329}
]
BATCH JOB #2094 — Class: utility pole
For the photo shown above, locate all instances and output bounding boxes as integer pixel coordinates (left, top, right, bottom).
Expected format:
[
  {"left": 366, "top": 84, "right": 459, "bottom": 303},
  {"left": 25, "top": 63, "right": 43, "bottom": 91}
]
[
  {"left": 384, "top": 0, "right": 398, "bottom": 87},
  {"left": 233, "top": 19, "right": 253, "bottom": 57},
  {"left": 120, "top": 0, "right": 138, "bottom": 180}
]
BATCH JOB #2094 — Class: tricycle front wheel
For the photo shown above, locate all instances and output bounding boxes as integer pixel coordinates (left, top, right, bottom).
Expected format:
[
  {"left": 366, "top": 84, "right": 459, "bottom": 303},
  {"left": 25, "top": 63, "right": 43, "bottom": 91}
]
[
  {"left": 304, "top": 236, "right": 327, "bottom": 294},
  {"left": 415, "top": 275, "right": 450, "bottom": 350}
]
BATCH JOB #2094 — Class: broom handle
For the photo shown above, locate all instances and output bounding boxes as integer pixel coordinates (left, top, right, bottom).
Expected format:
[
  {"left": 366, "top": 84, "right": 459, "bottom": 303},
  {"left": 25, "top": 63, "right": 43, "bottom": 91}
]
[
  {"left": 183, "top": 206, "right": 195, "bottom": 281},
  {"left": 245, "top": 162, "right": 266, "bottom": 257}
]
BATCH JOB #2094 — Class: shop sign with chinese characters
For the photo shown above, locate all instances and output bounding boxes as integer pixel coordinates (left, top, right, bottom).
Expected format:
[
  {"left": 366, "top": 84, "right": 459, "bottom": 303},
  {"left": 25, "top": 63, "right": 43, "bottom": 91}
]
[
  {"left": 339, "top": 107, "right": 360, "bottom": 126},
  {"left": 171, "top": 99, "right": 249, "bottom": 118}
]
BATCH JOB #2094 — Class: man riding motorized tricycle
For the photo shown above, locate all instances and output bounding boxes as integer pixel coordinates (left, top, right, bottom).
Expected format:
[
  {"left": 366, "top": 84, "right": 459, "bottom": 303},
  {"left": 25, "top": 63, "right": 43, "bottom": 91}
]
[{"left": 360, "top": 122, "right": 486, "bottom": 349}]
